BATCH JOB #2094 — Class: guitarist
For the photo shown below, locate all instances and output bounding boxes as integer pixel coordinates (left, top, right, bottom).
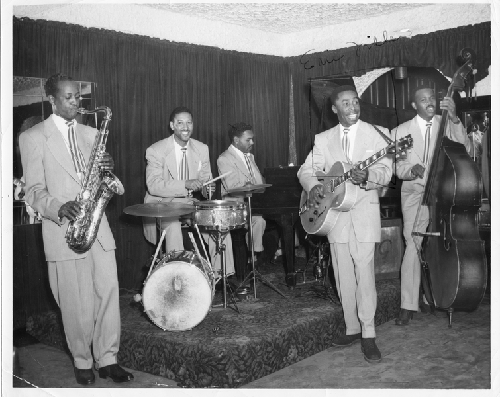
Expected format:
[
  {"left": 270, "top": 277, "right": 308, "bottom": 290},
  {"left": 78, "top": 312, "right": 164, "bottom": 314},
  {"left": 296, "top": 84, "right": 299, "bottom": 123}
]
[
  {"left": 298, "top": 85, "right": 392, "bottom": 363},
  {"left": 391, "top": 85, "right": 470, "bottom": 326}
]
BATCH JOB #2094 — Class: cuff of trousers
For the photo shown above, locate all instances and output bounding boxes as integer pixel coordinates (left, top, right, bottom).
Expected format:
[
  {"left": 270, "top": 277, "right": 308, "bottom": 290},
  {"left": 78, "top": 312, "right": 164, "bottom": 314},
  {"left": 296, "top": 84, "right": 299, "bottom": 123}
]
[
  {"left": 96, "top": 355, "right": 118, "bottom": 369},
  {"left": 74, "top": 358, "right": 94, "bottom": 370}
]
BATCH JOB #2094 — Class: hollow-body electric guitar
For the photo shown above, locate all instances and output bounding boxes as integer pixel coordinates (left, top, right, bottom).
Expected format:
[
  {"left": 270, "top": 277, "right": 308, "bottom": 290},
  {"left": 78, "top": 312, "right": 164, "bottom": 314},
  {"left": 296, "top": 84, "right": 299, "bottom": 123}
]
[{"left": 299, "top": 135, "right": 413, "bottom": 235}]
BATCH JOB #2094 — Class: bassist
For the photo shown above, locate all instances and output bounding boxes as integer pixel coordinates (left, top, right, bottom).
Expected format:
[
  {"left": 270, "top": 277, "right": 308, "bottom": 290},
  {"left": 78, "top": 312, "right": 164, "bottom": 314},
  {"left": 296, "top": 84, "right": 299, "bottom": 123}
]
[
  {"left": 297, "top": 85, "right": 392, "bottom": 363},
  {"left": 391, "top": 85, "right": 470, "bottom": 326}
]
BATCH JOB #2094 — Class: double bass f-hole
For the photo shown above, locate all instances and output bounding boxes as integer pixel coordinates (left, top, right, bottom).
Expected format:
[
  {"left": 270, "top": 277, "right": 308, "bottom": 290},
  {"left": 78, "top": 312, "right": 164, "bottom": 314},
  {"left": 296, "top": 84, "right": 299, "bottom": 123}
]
[{"left": 440, "top": 218, "right": 451, "bottom": 251}]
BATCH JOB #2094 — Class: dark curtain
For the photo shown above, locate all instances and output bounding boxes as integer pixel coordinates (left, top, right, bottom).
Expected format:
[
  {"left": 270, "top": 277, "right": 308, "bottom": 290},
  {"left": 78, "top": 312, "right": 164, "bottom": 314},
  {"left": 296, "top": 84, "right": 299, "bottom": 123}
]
[
  {"left": 13, "top": 16, "right": 490, "bottom": 288},
  {"left": 13, "top": 17, "right": 290, "bottom": 289},
  {"left": 288, "top": 22, "right": 491, "bottom": 164},
  {"left": 220, "top": 52, "right": 290, "bottom": 170}
]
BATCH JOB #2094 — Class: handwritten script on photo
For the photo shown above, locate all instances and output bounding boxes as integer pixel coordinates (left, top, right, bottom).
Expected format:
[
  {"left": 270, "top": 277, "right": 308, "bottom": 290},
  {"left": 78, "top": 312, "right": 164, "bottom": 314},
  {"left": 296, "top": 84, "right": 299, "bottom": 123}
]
[{"left": 300, "top": 30, "right": 412, "bottom": 70}]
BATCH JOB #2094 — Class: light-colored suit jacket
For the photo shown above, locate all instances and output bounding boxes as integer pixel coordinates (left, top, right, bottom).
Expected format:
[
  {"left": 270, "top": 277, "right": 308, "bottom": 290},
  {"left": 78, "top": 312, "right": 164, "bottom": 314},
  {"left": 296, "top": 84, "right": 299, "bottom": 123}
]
[
  {"left": 391, "top": 115, "right": 469, "bottom": 194},
  {"left": 297, "top": 120, "right": 392, "bottom": 243},
  {"left": 19, "top": 116, "right": 116, "bottom": 261},
  {"left": 217, "top": 145, "right": 264, "bottom": 202},
  {"left": 143, "top": 135, "right": 212, "bottom": 241}
]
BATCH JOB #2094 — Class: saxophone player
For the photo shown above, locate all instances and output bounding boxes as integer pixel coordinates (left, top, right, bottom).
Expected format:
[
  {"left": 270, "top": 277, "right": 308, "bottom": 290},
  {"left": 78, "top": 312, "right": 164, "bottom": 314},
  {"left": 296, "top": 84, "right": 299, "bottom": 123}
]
[{"left": 19, "top": 73, "right": 134, "bottom": 385}]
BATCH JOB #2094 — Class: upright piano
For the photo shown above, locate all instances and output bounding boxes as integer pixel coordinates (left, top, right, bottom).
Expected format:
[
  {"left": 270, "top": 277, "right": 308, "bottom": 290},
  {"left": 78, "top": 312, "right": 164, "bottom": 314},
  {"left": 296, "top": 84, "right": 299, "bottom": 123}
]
[{"left": 251, "top": 166, "right": 302, "bottom": 287}]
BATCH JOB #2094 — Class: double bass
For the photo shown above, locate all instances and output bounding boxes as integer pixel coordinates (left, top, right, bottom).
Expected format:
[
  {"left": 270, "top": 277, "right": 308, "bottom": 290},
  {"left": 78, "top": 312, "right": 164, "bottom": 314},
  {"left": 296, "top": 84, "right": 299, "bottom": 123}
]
[{"left": 415, "top": 48, "right": 487, "bottom": 326}]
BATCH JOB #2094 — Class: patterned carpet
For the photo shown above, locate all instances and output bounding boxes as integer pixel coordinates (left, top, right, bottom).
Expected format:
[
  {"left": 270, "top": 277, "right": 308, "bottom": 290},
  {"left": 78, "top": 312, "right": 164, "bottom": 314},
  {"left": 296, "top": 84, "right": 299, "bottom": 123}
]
[{"left": 26, "top": 260, "right": 401, "bottom": 388}]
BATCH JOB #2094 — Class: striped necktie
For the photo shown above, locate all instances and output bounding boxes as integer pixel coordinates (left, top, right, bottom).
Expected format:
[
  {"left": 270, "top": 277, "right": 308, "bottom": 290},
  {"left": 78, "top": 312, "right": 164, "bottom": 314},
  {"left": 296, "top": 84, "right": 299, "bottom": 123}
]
[
  {"left": 423, "top": 122, "right": 432, "bottom": 164},
  {"left": 244, "top": 153, "right": 256, "bottom": 184},
  {"left": 66, "top": 121, "right": 86, "bottom": 175},
  {"left": 179, "top": 147, "right": 189, "bottom": 180},
  {"left": 342, "top": 127, "right": 350, "bottom": 161}
]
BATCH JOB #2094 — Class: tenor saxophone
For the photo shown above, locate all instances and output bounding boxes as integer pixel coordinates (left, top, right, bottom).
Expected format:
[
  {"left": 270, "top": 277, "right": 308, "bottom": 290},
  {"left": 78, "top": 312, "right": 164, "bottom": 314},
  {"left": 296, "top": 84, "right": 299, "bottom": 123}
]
[{"left": 66, "top": 106, "right": 125, "bottom": 253}]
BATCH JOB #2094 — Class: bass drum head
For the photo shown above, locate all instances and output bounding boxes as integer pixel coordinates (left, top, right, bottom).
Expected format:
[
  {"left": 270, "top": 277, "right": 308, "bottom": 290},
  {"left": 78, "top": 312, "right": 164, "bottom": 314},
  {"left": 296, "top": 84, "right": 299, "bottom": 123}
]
[{"left": 142, "top": 259, "right": 212, "bottom": 331}]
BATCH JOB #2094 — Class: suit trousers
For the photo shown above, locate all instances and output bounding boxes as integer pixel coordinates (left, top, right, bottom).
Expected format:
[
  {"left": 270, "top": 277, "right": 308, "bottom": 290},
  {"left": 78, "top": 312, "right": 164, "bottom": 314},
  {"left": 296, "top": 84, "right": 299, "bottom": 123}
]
[
  {"left": 247, "top": 215, "right": 266, "bottom": 252},
  {"left": 400, "top": 189, "right": 430, "bottom": 311},
  {"left": 329, "top": 224, "right": 377, "bottom": 338},
  {"left": 47, "top": 243, "right": 120, "bottom": 370}
]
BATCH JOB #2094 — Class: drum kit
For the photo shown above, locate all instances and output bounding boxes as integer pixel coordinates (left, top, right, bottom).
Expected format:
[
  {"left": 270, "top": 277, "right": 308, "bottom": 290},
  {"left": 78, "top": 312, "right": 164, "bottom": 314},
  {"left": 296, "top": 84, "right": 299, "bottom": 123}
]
[{"left": 124, "top": 183, "right": 286, "bottom": 332}]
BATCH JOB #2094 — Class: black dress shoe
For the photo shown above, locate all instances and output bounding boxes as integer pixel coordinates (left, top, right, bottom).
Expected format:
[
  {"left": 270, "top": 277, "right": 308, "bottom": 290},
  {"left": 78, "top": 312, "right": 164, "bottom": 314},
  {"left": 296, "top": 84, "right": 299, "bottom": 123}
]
[
  {"left": 98, "top": 364, "right": 134, "bottom": 383},
  {"left": 395, "top": 308, "right": 413, "bottom": 326},
  {"left": 361, "top": 338, "right": 382, "bottom": 363},
  {"left": 74, "top": 368, "right": 95, "bottom": 385},
  {"left": 420, "top": 302, "right": 433, "bottom": 314},
  {"left": 332, "top": 332, "right": 362, "bottom": 346}
]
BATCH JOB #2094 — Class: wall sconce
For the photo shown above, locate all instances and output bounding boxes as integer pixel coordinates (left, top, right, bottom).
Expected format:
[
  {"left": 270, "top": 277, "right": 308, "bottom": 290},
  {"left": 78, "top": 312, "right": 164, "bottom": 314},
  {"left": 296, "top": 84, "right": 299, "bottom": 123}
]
[{"left": 395, "top": 66, "right": 407, "bottom": 80}]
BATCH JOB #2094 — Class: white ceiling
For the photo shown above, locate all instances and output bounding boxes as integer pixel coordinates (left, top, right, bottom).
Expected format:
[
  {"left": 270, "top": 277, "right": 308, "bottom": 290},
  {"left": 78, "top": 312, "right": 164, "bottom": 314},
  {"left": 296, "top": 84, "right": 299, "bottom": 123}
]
[
  {"left": 12, "top": 3, "right": 491, "bottom": 57},
  {"left": 142, "top": 3, "right": 428, "bottom": 34}
]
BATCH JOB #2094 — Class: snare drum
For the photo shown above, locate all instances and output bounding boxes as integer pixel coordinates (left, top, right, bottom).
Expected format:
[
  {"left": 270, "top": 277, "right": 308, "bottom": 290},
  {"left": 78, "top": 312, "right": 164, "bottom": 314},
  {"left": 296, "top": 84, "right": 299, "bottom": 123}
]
[
  {"left": 194, "top": 200, "right": 247, "bottom": 231},
  {"left": 142, "top": 250, "right": 214, "bottom": 331}
]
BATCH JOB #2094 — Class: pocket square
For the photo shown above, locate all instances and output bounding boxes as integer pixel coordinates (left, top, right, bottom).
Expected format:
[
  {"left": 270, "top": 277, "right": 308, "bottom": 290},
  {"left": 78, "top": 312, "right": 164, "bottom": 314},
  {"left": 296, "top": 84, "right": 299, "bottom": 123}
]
[{"left": 197, "top": 161, "right": 202, "bottom": 171}]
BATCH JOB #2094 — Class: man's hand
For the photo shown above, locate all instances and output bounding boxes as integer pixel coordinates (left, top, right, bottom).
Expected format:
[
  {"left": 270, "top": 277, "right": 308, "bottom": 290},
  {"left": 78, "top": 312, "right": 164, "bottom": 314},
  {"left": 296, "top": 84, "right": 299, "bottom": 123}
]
[
  {"left": 351, "top": 168, "right": 368, "bottom": 185},
  {"left": 58, "top": 201, "right": 82, "bottom": 222},
  {"left": 410, "top": 164, "right": 426, "bottom": 179},
  {"left": 440, "top": 96, "right": 460, "bottom": 123},
  {"left": 308, "top": 184, "right": 325, "bottom": 208},
  {"left": 98, "top": 152, "right": 114, "bottom": 172},
  {"left": 185, "top": 179, "right": 203, "bottom": 192}
]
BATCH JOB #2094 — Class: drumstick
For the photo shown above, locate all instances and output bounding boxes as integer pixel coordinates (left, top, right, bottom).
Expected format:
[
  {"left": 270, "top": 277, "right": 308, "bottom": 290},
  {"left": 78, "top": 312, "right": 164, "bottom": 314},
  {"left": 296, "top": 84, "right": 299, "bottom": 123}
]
[
  {"left": 194, "top": 223, "right": 210, "bottom": 262},
  {"left": 188, "top": 232, "right": 203, "bottom": 262},
  {"left": 202, "top": 171, "right": 232, "bottom": 187}
]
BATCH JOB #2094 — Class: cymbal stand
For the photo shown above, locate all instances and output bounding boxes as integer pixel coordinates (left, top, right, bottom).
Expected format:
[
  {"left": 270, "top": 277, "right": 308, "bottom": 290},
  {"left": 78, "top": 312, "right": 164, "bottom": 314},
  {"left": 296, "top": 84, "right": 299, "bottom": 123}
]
[
  {"left": 237, "top": 192, "right": 287, "bottom": 299},
  {"left": 210, "top": 229, "right": 240, "bottom": 312}
]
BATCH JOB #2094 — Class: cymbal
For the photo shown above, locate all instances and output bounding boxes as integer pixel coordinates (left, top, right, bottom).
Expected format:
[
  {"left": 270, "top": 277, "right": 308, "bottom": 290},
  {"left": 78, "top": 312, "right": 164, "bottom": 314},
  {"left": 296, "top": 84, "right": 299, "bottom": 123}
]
[
  {"left": 123, "top": 202, "right": 195, "bottom": 218},
  {"left": 226, "top": 184, "right": 272, "bottom": 194}
]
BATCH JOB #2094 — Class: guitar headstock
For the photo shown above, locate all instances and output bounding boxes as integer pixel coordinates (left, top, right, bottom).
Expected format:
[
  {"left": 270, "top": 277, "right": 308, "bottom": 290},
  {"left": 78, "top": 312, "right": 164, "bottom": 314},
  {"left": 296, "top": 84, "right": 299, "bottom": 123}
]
[{"left": 387, "top": 135, "right": 413, "bottom": 160}]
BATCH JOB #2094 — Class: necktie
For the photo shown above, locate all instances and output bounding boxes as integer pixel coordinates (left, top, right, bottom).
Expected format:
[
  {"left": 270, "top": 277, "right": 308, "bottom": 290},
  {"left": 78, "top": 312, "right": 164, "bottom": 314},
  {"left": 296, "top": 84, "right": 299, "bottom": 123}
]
[
  {"left": 179, "top": 147, "right": 189, "bottom": 180},
  {"left": 342, "top": 128, "right": 350, "bottom": 161},
  {"left": 423, "top": 122, "right": 432, "bottom": 164},
  {"left": 66, "top": 121, "right": 86, "bottom": 175},
  {"left": 244, "top": 154, "right": 256, "bottom": 184}
]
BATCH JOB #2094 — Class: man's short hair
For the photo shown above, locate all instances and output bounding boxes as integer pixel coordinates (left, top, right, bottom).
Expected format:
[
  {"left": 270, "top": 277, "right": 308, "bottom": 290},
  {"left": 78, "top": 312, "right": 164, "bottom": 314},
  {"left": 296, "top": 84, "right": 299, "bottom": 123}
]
[
  {"left": 330, "top": 85, "right": 358, "bottom": 105},
  {"left": 169, "top": 106, "right": 193, "bottom": 123},
  {"left": 410, "top": 85, "right": 435, "bottom": 104},
  {"left": 228, "top": 122, "right": 252, "bottom": 142},
  {"left": 44, "top": 73, "right": 73, "bottom": 98}
]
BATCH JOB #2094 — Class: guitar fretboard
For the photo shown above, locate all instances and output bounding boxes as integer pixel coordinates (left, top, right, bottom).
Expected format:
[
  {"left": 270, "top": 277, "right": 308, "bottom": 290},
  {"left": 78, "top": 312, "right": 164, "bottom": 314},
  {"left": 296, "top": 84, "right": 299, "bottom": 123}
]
[{"left": 329, "top": 147, "right": 390, "bottom": 191}]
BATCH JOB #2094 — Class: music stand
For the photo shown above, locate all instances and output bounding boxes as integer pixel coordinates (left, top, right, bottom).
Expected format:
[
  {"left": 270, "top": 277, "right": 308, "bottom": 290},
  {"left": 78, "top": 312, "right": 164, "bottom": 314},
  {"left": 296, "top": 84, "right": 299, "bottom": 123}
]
[{"left": 227, "top": 185, "right": 287, "bottom": 299}]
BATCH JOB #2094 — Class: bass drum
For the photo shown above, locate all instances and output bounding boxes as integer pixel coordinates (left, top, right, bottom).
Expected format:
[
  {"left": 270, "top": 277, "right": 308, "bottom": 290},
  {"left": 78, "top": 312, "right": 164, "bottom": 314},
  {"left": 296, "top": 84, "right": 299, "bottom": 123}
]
[{"left": 142, "top": 250, "right": 214, "bottom": 331}]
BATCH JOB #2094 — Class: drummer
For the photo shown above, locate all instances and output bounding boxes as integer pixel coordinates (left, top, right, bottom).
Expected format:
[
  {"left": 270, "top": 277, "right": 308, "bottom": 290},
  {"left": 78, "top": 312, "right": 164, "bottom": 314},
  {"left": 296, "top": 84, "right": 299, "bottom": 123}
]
[
  {"left": 143, "top": 106, "right": 235, "bottom": 276},
  {"left": 217, "top": 122, "right": 267, "bottom": 280}
]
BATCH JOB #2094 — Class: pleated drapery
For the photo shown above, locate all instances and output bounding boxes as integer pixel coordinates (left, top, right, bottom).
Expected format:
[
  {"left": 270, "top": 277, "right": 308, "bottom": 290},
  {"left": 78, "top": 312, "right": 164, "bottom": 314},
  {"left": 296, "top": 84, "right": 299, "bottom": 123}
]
[
  {"left": 13, "top": 17, "right": 490, "bottom": 289},
  {"left": 289, "top": 22, "right": 491, "bottom": 164},
  {"left": 13, "top": 17, "right": 290, "bottom": 288}
]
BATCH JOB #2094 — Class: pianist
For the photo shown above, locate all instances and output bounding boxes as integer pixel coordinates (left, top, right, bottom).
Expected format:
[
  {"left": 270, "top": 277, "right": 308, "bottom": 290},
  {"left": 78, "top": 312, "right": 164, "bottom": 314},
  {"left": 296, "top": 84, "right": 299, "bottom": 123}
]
[{"left": 218, "top": 122, "right": 267, "bottom": 281}]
